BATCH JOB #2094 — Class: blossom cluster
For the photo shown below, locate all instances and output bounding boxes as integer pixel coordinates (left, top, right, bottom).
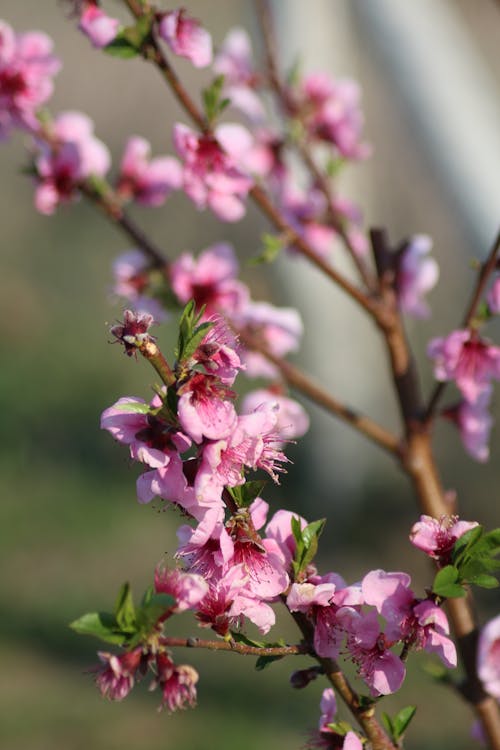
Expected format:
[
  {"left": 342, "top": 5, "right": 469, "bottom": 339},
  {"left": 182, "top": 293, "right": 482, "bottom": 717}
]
[{"left": 2, "top": 6, "right": 500, "bottom": 748}]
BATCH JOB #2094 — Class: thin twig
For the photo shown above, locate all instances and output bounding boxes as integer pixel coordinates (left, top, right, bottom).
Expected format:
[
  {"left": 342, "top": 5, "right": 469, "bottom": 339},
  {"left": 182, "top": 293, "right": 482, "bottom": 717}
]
[
  {"left": 80, "top": 182, "right": 169, "bottom": 270},
  {"left": 121, "top": 0, "right": 379, "bottom": 319},
  {"left": 238, "top": 328, "right": 401, "bottom": 456},
  {"left": 254, "top": 0, "right": 377, "bottom": 292},
  {"left": 163, "top": 636, "right": 308, "bottom": 657}
]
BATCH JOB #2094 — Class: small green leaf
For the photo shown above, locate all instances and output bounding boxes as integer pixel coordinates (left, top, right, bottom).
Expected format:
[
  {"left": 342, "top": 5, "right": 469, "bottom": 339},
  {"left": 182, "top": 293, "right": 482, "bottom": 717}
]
[
  {"left": 432, "top": 565, "right": 462, "bottom": 597},
  {"left": 112, "top": 401, "right": 150, "bottom": 414},
  {"left": 255, "top": 654, "right": 284, "bottom": 671},
  {"left": 104, "top": 34, "right": 138, "bottom": 59},
  {"left": 136, "top": 593, "right": 176, "bottom": 634},
  {"left": 325, "top": 721, "right": 352, "bottom": 736},
  {"left": 227, "top": 480, "right": 267, "bottom": 508},
  {"left": 381, "top": 713, "right": 394, "bottom": 741},
  {"left": 452, "top": 525, "right": 484, "bottom": 563},
  {"left": 230, "top": 632, "right": 266, "bottom": 648},
  {"left": 393, "top": 705, "right": 417, "bottom": 740},
  {"left": 467, "top": 574, "right": 499, "bottom": 588},
  {"left": 69, "top": 612, "right": 126, "bottom": 645},
  {"left": 202, "top": 75, "right": 228, "bottom": 125},
  {"left": 114, "top": 583, "right": 136, "bottom": 632},
  {"left": 181, "top": 321, "right": 213, "bottom": 362},
  {"left": 249, "top": 234, "right": 284, "bottom": 265}
]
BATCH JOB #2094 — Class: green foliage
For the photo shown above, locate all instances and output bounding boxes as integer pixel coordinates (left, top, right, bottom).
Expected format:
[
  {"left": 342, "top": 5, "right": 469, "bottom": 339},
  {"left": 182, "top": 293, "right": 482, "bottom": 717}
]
[
  {"left": 249, "top": 234, "right": 285, "bottom": 266},
  {"left": 381, "top": 705, "right": 417, "bottom": 745},
  {"left": 70, "top": 583, "right": 175, "bottom": 648},
  {"left": 230, "top": 633, "right": 287, "bottom": 671},
  {"left": 227, "top": 480, "right": 267, "bottom": 508},
  {"left": 202, "top": 75, "right": 230, "bottom": 126},
  {"left": 175, "top": 300, "right": 213, "bottom": 366},
  {"left": 104, "top": 16, "right": 152, "bottom": 59},
  {"left": 291, "top": 517, "right": 326, "bottom": 579},
  {"left": 432, "top": 566, "right": 466, "bottom": 598},
  {"left": 432, "top": 526, "right": 500, "bottom": 597}
]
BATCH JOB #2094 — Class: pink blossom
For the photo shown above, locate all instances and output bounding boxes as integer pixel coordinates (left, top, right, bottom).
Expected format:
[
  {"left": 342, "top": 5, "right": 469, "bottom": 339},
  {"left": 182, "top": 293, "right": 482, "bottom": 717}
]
[
  {"left": 478, "top": 614, "right": 500, "bottom": 699},
  {"left": 213, "top": 27, "right": 265, "bottom": 122},
  {"left": 95, "top": 648, "right": 143, "bottom": 701},
  {"left": 287, "top": 581, "right": 337, "bottom": 612},
  {"left": 299, "top": 72, "right": 371, "bottom": 160},
  {"left": 34, "top": 110, "right": 110, "bottom": 214},
  {"left": 308, "top": 688, "right": 363, "bottom": 749},
  {"left": 158, "top": 9, "right": 212, "bottom": 68},
  {"left": 116, "top": 136, "right": 182, "bottom": 206},
  {"left": 241, "top": 388, "right": 310, "bottom": 443},
  {"left": 413, "top": 600, "right": 457, "bottom": 668},
  {"left": 227, "top": 509, "right": 289, "bottom": 599},
  {"left": 265, "top": 509, "right": 309, "bottom": 568},
  {"left": 428, "top": 329, "right": 500, "bottom": 404},
  {"left": 135, "top": 458, "right": 197, "bottom": 510},
  {"left": 173, "top": 122, "right": 254, "bottom": 221},
  {"left": 154, "top": 565, "right": 208, "bottom": 612},
  {"left": 169, "top": 242, "right": 249, "bottom": 317},
  {"left": 409, "top": 515, "right": 479, "bottom": 563},
  {"left": 361, "top": 569, "right": 414, "bottom": 642},
  {"left": 279, "top": 179, "right": 336, "bottom": 259},
  {"left": 0, "top": 20, "right": 61, "bottom": 138},
  {"left": 189, "top": 316, "right": 244, "bottom": 385},
  {"left": 112, "top": 249, "right": 150, "bottom": 299},
  {"left": 78, "top": 4, "right": 120, "bottom": 49},
  {"left": 109, "top": 308, "right": 155, "bottom": 356},
  {"left": 447, "top": 387, "right": 493, "bottom": 462},
  {"left": 154, "top": 653, "right": 199, "bottom": 712},
  {"left": 100, "top": 395, "right": 190, "bottom": 468},
  {"left": 338, "top": 608, "right": 406, "bottom": 696},
  {"left": 194, "top": 404, "right": 289, "bottom": 503},
  {"left": 111, "top": 249, "right": 169, "bottom": 322},
  {"left": 177, "top": 373, "right": 238, "bottom": 444},
  {"left": 396, "top": 234, "right": 439, "bottom": 319},
  {"left": 236, "top": 301, "right": 303, "bottom": 379}
]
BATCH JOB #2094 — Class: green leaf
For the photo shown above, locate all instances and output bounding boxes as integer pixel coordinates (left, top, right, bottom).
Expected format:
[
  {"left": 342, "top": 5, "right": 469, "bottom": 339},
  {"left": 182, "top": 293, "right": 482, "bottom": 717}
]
[
  {"left": 230, "top": 632, "right": 265, "bottom": 648},
  {"left": 432, "top": 565, "right": 463, "bottom": 598},
  {"left": 136, "top": 593, "right": 176, "bottom": 634},
  {"left": 452, "top": 525, "right": 484, "bottom": 564},
  {"left": 393, "top": 705, "right": 417, "bottom": 740},
  {"left": 227, "top": 480, "right": 267, "bottom": 508},
  {"left": 202, "top": 75, "right": 229, "bottom": 125},
  {"left": 480, "top": 528, "right": 500, "bottom": 555},
  {"left": 292, "top": 518, "right": 326, "bottom": 577},
  {"left": 104, "top": 34, "right": 138, "bottom": 59},
  {"left": 114, "top": 583, "right": 136, "bottom": 632},
  {"left": 69, "top": 612, "right": 127, "bottom": 645},
  {"left": 467, "top": 573, "right": 499, "bottom": 588},
  {"left": 381, "top": 713, "right": 394, "bottom": 741},
  {"left": 249, "top": 234, "right": 284, "bottom": 265},
  {"left": 325, "top": 721, "right": 351, "bottom": 736},
  {"left": 112, "top": 401, "right": 150, "bottom": 414},
  {"left": 255, "top": 654, "right": 284, "bottom": 671},
  {"left": 181, "top": 321, "right": 213, "bottom": 362}
]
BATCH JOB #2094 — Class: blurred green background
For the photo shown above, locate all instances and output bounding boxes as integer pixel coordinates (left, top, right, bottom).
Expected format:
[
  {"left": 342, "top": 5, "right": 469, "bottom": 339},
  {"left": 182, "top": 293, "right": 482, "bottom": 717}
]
[{"left": 1, "top": 2, "right": 499, "bottom": 749}]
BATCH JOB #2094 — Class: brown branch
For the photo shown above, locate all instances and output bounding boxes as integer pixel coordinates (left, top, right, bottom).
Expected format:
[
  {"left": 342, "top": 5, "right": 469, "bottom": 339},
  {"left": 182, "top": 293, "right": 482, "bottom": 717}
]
[
  {"left": 369, "top": 229, "right": 500, "bottom": 750},
  {"left": 163, "top": 636, "right": 308, "bottom": 657},
  {"left": 424, "top": 229, "right": 500, "bottom": 421},
  {"left": 80, "top": 182, "right": 169, "bottom": 270},
  {"left": 254, "top": 0, "right": 377, "bottom": 292},
  {"left": 250, "top": 184, "right": 379, "bottom": 317},
  {"left": 289, "top": 611, "right": 396, "bottom": 750},
  {"left": 122, "top": 0, "right": 379, "bottom": 318},
  {"left": 238, "top": 328, "right": 401, "bottom": 456}
]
